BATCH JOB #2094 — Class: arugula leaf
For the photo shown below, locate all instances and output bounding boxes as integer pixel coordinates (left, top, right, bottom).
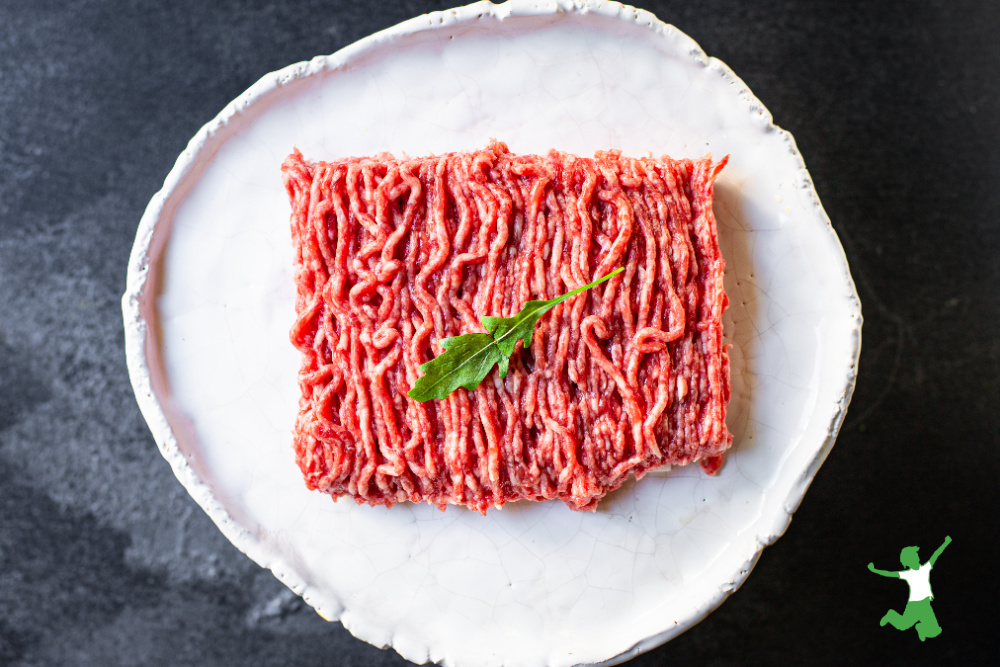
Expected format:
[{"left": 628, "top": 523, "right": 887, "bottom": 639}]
[{"left": 407, "top": 267, "right": 623, "bottom": 402}]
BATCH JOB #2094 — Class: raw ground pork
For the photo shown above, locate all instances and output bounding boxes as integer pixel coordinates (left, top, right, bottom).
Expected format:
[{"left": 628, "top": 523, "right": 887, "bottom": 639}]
[{"left": 282, "top": 140, "right": 731, "bottom": 513}]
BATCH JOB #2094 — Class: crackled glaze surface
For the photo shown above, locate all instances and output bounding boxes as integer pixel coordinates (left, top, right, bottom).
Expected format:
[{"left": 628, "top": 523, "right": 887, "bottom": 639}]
[{"left": 123, "top": 1, "right": 861, "bottom": 665}]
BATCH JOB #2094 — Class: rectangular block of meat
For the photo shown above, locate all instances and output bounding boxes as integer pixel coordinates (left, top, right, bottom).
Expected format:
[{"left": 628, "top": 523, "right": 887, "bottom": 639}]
[{"left": 282, "top": 141, "right": 731, "bottom": 513}]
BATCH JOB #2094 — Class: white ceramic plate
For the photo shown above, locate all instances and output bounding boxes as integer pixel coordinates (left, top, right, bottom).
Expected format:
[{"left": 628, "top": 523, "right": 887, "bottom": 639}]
[{"left": 123, "top": 1, "right": 861, "bottom": 665}]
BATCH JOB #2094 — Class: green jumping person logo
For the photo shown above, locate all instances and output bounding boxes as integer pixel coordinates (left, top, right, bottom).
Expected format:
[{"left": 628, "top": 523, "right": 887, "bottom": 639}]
[{"left": 868, "top": 536, "right": 952, "bottom": 641}]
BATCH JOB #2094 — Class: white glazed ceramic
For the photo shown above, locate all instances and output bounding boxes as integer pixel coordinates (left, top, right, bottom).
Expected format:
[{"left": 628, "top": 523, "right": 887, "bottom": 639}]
[{"left": 123, "top": 1, "right": 861, "bottom": 665}]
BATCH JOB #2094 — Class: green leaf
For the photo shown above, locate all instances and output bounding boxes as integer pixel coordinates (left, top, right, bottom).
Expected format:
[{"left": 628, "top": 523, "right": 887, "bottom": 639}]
[
  {"left": 407, "top": 333, "right": 503, "bottom": 402},
  {"left": 407, "top": 267, "right": 623, "bottom": 402}
]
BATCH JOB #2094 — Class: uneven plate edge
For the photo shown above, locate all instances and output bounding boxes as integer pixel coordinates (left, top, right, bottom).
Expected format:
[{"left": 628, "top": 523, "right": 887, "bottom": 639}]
[{"left": 120, "top": 1, "right": 863, "bottom": 666}]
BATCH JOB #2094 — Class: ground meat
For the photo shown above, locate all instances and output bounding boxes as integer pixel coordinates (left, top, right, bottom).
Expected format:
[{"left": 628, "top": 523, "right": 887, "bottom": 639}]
[{"left": 281, "top": 140, "right": 731, "bottom": 513}]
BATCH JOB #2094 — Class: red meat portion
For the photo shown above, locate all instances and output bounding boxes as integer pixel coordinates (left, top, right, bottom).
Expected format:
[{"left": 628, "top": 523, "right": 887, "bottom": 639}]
[{"left": 282, "top": 140, "right": 731, "bottom": 513}]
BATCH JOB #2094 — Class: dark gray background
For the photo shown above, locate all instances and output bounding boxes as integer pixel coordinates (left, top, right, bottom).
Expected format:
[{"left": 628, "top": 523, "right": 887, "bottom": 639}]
[{"left": 1, "top": 1, "right": 997, "bottom": 665}]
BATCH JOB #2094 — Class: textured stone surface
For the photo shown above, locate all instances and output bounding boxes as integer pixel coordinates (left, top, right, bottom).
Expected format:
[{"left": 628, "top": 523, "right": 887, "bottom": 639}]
[{"left": 0, "top": 1, "right": 996, "bottom": 665}]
